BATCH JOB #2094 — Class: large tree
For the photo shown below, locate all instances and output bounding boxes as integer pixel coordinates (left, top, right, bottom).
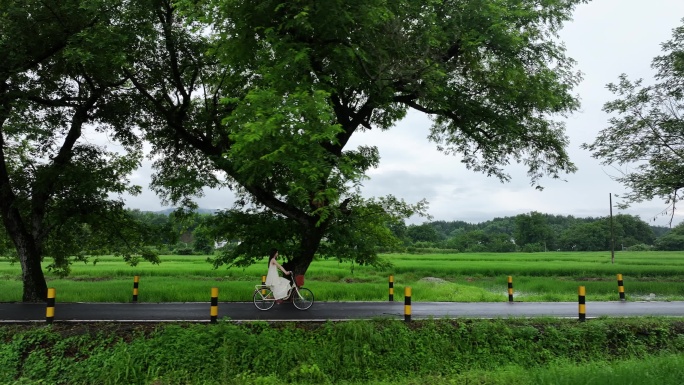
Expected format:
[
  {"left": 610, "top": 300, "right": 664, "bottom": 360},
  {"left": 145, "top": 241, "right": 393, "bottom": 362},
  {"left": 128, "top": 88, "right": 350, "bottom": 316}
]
[
  {"left": 130, "top": 0, "right": 584, "bottom": 274},
  {"left": 584, "top": 20, "right": 684, "bottom": 223},
  {"left": 514, "top": 211, "right": 554, "bottom": 251},
  {"left": 655, "top": 221, "right": 684, "bottom": 250},
  {"left": 0, "top": 0, "right": 153, "bottom": 302},
  {"left": 556, "top": 214, "right": 655, "bottom": 251}
]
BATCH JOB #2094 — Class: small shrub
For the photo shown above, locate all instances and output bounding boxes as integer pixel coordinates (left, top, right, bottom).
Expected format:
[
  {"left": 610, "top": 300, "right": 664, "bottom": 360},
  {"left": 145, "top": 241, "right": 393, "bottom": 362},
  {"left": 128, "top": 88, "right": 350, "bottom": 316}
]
[
  {"left": 521, "top": 243, "right": 545, "bottom": 252},
  {"left": 626, "top": 244, "right": 653, "bottom": 251},
  {"left": 174, "top": 247, "right": 194, "bottom": 255}
]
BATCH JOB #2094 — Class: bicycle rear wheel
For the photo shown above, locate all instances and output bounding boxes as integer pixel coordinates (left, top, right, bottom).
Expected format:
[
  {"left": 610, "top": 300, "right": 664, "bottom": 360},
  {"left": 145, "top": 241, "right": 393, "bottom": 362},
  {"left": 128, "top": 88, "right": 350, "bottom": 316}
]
[
  {"left": 292, "top": 287, "right": 314, "bottom": 310},
  {"left": 253, "top": 289, "right": 275, "bottom": 311}
]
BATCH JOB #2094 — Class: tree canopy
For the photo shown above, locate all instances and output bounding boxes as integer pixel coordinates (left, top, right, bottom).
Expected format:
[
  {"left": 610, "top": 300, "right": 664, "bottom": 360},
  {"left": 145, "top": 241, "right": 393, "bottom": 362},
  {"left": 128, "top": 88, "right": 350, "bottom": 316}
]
[
  {"left": 3, "top": 0, "right": 590, "bottom": 301},
  {"left": 584, "top": 19, "right": 684, "bottom": 222},
  {"left": 514, "top": 211, "right": 553, "bottom": 251},
  {"left": 127, "top": 0, "right": 586, "bottom": 274},
  {"left": 0, "top": 0, "right": 157, "bottom": 301}
]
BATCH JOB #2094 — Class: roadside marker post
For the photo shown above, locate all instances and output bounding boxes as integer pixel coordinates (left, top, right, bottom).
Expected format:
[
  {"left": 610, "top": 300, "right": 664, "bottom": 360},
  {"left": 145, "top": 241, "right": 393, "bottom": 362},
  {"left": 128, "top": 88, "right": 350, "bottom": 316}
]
[
  {"left": 389, "top": 275, "right": 394, "bottom": 302},
  {"left": 132, "top": 276, "right": 139, "bottom": 303},
  {"left": 404, "top": 287, "right": 412, "bottom": 322},
  {"left": 261, "top": 275, "right": 267, "bottom": 295},
  {"left": 507, "top": 276, "right": 514, "bottom": 302},
  {"left": 578, "top": 286, "right": 586, "bottom": 322},
  {"left": 46, "top": 288, "right": 56, "bottom": 324},
  {"left": 617, "top": 274, "right": 625, "bottom": 301},
  {"left": 210, "top": 287, "right": 219, "bottom": 323}
]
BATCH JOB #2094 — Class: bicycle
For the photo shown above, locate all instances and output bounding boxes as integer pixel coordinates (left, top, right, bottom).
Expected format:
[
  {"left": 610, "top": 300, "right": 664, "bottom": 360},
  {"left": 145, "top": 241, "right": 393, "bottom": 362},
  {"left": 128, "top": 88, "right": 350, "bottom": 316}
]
[{"left": 253, "top": 272, "right": 314, "bottom": 311}]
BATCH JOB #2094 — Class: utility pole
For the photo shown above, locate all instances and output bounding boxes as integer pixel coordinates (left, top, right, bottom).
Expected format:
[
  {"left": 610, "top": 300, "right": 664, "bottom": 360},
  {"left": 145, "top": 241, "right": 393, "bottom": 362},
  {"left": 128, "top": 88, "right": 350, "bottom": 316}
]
[{"left": 610, "top": 193, "right": 615, "bottom": 264}]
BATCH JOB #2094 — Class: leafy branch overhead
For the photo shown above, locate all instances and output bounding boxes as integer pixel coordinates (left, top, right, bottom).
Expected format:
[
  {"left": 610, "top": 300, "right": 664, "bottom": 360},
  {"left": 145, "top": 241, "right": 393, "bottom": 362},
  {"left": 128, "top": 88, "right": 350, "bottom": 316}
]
[
  {"left": 128, "top": 0, "right": 585, "bottom": 273},
  {"left": 0, "top": 0, "right": 158, "bottom": 301},
  {"left": 584, "top": 20, "right": 684, "bottom": 219},
  {"left": 2, "top": 0, "right": 587, "bottom": 301}
]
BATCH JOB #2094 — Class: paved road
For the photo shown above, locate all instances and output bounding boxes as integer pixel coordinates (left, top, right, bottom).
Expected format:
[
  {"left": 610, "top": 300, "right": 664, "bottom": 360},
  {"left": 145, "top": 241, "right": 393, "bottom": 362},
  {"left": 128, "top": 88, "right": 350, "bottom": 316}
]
[{"left": 2, "top": 301, "right": 684, "bottom": 322}]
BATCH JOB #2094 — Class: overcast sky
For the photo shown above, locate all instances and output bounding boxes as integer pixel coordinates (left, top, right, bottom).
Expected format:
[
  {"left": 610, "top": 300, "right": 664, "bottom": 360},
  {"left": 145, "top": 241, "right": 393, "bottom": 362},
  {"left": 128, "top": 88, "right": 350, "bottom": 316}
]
[{"left": 123, "top": 1, "right": 684, "bottom": 227}]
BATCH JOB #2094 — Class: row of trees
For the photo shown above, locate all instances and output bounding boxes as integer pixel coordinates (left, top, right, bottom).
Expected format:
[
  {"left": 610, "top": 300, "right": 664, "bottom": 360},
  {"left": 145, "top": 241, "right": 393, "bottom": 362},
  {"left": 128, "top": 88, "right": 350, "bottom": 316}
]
[
  {"left": 14, "top": 209, "right": 670, "bottom": 257},
  {"left": 1, "top": 0, "right": 588, "bottom": 301},
  {"left": 3, "top": 1, "right": 683, "bottom": 302},
  {"left": 97, "top": 210, "right": 684, "bottom": 254},
  {"left": 0, "top": 208, "right": 218, "bottom": 264},
  {"left": 397, "top": 213, "right": 680, "bottom": 252}
]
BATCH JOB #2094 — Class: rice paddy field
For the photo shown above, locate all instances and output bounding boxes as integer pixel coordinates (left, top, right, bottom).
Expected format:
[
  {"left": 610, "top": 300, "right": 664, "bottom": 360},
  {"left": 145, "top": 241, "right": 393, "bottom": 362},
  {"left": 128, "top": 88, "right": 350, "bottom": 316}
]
[{"left": 2, "top": 251, "right": 684, "bottom": 303}]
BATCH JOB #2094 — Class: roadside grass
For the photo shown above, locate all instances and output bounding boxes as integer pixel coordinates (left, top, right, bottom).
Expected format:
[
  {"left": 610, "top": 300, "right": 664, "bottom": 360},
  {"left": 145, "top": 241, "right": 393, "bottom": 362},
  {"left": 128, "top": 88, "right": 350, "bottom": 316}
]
[
  {"left": 333, "top": 354, "right": 684, "bottom": 385},
  {"left": 2, "top": 251, "right": 684, "bottom": 302},
  {"left": 523, "top": 354, "right": 684, "bottom": 385},
  {"left": 2, "top": 318, "right": 684, "bottom": 384}
]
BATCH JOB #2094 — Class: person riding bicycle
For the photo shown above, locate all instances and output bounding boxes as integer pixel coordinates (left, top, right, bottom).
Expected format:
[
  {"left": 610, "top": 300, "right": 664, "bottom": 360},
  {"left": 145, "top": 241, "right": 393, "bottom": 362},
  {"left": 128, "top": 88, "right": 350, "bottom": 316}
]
[{"left": 265, "top": 248, "right": 291, "bottom": 302}]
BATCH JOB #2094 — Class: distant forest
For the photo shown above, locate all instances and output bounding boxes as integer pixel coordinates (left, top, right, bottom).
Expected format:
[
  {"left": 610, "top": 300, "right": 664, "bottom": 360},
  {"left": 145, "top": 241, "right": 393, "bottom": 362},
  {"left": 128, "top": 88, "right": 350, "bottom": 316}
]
[
  {"left": 129, "top": 209, "right": 683, "bottom": 255},
  {"left": 393, "top": 213, "right": 675, "bottom": 253}
]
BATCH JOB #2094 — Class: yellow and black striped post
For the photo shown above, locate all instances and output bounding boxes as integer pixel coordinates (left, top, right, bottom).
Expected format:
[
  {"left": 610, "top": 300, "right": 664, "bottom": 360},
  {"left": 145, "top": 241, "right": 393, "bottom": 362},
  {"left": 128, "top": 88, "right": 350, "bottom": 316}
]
[
  {"left": 389, "top": 275, "right": 394, "bottom": 302},
  {"left": 210, "top": 287, "right": 218, "bottom": 323},
  {"left": 507, "top": 276, "right": 514, "bottom": 302},
  {"left": 132, "top": 276, "right": 139, "bottom": 303},
  {"left": 578, "top": 286, "right": 586, "bottom": 322},
  {"left": 617, "top": 274, "right": 625, "bottom": 301},
  {"left": 46, "top": 288, "right": 56, "bottom": 324},
  {"left": 404, "top": 287, "right": 412, "bottom": 322},
  {"left": 261, "top": 275, "right": 267, "bottom": 295}
]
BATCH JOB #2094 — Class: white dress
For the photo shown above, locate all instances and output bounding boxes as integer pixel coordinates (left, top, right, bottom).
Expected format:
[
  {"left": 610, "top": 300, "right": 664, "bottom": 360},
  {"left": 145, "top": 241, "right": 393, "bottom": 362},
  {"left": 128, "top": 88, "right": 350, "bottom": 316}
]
[{"left": 265, "top": 263, "right": 291, "bottom": 299}]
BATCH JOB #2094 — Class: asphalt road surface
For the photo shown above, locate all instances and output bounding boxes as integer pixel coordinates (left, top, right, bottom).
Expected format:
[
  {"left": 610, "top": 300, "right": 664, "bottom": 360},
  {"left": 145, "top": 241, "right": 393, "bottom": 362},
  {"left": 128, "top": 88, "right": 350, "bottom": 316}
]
[{"left": 2, "top": 301, "right": 684, "bottom": 322}]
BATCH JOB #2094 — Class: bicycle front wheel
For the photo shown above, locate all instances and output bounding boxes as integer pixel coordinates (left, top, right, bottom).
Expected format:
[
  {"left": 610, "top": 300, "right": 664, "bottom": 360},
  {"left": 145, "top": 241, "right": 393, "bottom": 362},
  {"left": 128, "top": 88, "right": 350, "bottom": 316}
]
[
  {"left": 253, "top": 289, "right": 275, "bottom": 311},
  {"left": 292, "top": 287, "right": 314, "bottom": 310}
]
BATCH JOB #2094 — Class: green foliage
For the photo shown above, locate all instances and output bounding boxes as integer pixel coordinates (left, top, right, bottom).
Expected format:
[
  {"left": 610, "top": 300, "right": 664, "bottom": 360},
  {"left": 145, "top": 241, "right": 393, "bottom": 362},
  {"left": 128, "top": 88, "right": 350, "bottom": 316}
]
[
  {"left": 318, "top": 196, "right": 427, "bottom": 265},
  {"left": 127, "top": 210, "right": 180, "bottom": 247},
  {"left": 126, "top": 0, "right": 587, "bottom": 276},
  {"left": 515, "top": 212, "right": 554, "bottom": 250},
  {"left": 173, "top": 247, "right": 194, "bottom": 256},
  {"left": 407, "top": 223, "right": 442, "bottom": 243},
  {"left": 557, "top": 215, "right": 657, "bottom": 252},
  {"left": 0, "top": 227, "right": 15, "bottom": 260},
  {"left": 192, "top": 224, "right": 215, "bottom": 255},
  {"left": 0, "top": 0, "right": 154, "bottom": 300},
  {"left": 558, "top": 220, "right": 609, "bottom": 251},
  {"left": 207, "top": 196, "right": 426, "bottom": 270},
  {"left": 206, "top": 210, "right": 303, "bottom": 269},
  {"left": 656, "top": 222, "right": 684, "bottom": 250},
  {"left": 626, "top": 243, "right": 655, "bottom": 251},
  {"left": 2, "top": 319, "right": 684, "bottom": 384},
  {"left": 584, "top": 19, "right": 684, "bottom": 217},
  {"left": 415, "top": 213, "right": 659, "bottom": 252},
  {"left": 442, "top": 230, "right": 516, "bottom": 253}
]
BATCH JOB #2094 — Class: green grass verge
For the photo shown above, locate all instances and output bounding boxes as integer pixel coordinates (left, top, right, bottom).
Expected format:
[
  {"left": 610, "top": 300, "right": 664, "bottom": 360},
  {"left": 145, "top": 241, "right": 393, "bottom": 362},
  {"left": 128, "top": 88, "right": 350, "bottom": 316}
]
[{"left": 2, "top": 318, "right": 684, "bottom": 384}]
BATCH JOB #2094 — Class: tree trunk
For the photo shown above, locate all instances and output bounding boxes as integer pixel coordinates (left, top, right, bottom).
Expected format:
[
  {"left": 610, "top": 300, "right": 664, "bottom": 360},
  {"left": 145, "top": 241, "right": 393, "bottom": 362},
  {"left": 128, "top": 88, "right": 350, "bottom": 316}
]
[
  {"left": 2, "top": 207, "right": 47, "bottom": 302},
  {"left": 0, "top": 177, "right": 48, "bottom": 302},
  {"left": 18, "top": 242, "right": 48, "bottom": 302},
  {"left": 284, "top": 224, "right": 325, "bottom": 277},
  {"left": 286, "top": 247, "right": 315, "bottom": 277}
]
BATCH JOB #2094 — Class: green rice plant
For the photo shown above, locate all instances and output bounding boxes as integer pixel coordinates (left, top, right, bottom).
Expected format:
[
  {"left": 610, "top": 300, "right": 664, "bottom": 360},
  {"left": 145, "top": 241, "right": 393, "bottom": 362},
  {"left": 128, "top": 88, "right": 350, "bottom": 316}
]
[{"left": 2, "top": 251, "right": 684, "bottom": 302}]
